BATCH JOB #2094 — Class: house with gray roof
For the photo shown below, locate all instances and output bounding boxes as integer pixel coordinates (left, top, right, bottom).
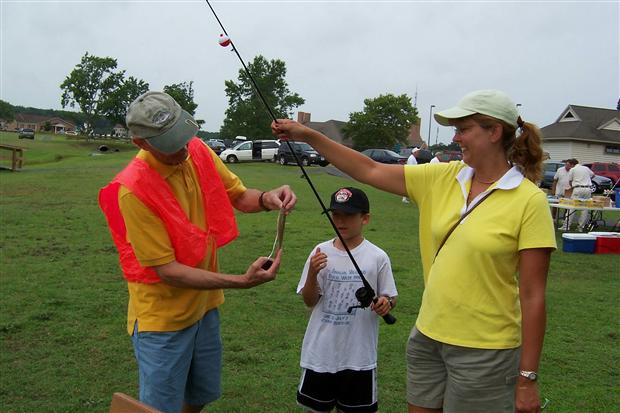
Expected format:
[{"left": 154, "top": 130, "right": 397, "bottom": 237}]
[{"left": 541, "top": 105, "right": 620, "bottom": 163}]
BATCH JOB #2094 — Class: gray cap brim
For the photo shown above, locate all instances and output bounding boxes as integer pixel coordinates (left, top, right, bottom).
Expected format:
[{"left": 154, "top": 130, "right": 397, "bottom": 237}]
[
  {"left": 145, "top": 110, "right": 198, "bottom": 154},
  {"left": 434, "top": 107, "right": 477, "bottom": 126}
]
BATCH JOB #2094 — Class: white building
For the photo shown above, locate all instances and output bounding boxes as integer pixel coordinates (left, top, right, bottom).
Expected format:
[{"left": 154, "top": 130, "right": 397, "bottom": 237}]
[{"left": 541, "top": 105, "right": 620, "bottom": 163}]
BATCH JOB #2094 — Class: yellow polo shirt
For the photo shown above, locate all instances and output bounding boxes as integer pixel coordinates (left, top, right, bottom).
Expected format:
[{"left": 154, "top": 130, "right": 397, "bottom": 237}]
[
  {"left": 405, "top": 162, "right": 556, "bottom": 349},
  {"left": 118, "top": 145, "right": 246, "bottom": 334}
]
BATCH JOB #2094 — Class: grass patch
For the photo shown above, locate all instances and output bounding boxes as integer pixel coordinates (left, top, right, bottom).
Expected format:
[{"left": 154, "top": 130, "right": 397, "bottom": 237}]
[{"left": 0, "top": 133, "right": 618, "bottom": 412}]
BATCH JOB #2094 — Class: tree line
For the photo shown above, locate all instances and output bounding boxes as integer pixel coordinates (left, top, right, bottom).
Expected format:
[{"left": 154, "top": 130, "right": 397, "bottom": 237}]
[{"left": 5, "top": 51, "right": 424, "bottom": 150}]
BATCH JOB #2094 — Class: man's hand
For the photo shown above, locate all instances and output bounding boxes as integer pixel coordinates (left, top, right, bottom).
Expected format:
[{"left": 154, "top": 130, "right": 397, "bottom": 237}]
[
  {"left": 262, "top": 185, "right": 297, "bottom": 213},
  {"left": 515, "top": 379, "right": 541, "bottom": 413},
  {"left": 243, "top": 249, "right": 282, "bottom": 287}
]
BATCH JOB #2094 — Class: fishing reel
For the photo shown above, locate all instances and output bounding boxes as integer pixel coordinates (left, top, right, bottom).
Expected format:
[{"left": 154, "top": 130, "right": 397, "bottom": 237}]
[{"left": 347, "top": 286, "right": 396, "bottom": 325}]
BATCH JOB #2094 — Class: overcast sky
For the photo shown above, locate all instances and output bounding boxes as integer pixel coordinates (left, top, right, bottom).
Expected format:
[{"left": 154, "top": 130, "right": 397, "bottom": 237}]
[{"left": 1, "top": 0, "right": 618, "bottom": 144}]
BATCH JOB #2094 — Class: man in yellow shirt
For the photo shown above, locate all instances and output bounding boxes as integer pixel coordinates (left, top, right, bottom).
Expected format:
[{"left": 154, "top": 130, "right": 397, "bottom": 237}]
[{"left": 99, "top": 91, "right": 296, "bottom": 413}]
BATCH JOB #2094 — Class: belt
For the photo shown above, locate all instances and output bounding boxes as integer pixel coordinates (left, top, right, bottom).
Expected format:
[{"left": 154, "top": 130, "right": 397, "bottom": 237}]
[{"left": 573, "top": 185, "right": 590, "bottom": 188}]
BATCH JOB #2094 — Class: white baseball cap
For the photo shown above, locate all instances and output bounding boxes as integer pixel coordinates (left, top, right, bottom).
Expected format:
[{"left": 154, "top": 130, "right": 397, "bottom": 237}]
[{"left": 434, "top": 89, "right": 519, "bottom": 128}]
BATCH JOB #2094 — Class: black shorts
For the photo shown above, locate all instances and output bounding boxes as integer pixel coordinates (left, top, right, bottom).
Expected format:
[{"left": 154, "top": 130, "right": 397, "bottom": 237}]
[{"left": 297, "top": 368, "right": 378, "bottom": 413}]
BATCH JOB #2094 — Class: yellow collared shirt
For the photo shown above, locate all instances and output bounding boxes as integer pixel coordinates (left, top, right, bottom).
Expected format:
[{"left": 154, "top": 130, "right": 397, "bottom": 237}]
[
  {"left": 405, "top": 162, "right": 556, "bottom": 349},
  {"left": 118, "top": 145, "right": 246, "bottom": 334}
]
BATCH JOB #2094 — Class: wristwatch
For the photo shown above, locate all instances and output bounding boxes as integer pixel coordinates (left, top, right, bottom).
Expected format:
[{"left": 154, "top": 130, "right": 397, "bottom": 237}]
[
  {"left": 519, "top": 370, "right": 538, "bottom": 381},
  {"left": 386, "top": 296, "right": 394, "bottom": 309}
]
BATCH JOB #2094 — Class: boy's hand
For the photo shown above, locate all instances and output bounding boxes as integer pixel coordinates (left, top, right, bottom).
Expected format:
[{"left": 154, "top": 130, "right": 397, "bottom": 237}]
[
  {"left": 371, "top": 296, "right": 392, "bottom": 317},
  {"left": 308, "top": 247, "right": 328, "bottom": 276}
]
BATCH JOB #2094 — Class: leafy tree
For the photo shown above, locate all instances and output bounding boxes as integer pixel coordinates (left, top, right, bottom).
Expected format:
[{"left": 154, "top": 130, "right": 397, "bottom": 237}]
[
  {"left": 0, "top": 100, "right": 15, "bottom": 121},
  {"left": 343, "top": 94, "right": 419, "bottom": 151},
  {"left": 164, "top": 81, "right": 198, "bottom": 116},
  {"left": 100, "top": 76, "right": 149, "bottom": 126},
  {"left": 220, "top": 55, "right": 304, "bottom": 139},
  {"left": 60, "top": 52, "right": 125, "bottom": 134}
]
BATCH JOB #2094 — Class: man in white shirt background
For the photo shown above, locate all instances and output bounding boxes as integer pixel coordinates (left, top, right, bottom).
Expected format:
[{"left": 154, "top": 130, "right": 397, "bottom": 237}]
[
  {"left": 402, "top": 147, "right": 419, "bottom": 203},
  {"left": 565, "top": 159, "right": 595, "bottom": 231},
  {"left": 551, "top": 160, "right": 574, "bottom": 227}
]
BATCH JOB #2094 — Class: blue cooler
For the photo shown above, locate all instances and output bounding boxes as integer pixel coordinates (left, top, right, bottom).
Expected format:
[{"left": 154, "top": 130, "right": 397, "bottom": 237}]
[
  {"left": 562, "top": 233, "right": 596, "bottom": 253},
  {"left": 615, "top": 187, "right": 620, "bottom": 205}
]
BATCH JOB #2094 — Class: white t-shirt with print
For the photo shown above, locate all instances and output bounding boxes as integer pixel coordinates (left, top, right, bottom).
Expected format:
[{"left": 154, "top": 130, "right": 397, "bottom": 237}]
[{"left": 297, "top": 239, "right": 398, "bottom": 373}]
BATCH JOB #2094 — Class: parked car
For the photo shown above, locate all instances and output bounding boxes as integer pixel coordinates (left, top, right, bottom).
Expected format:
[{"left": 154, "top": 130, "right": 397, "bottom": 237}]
[
  {"left": 65, "top": 130, "right": 78, "bottom": 136},
  {"left": 205, "top": 139, "right": 226, "bottom": 155},
  {"left": 219, "top": 140, "right": 280, "bottom": 163},
  {"left": 18, "top": 128, "right": 35, "bottom": 139},
  {"left": 583, "top": 162, "right": 620, "bottom": 185},
  {"left": 540, "top": 161, "right": 613, "bottom": 194},
  {"left": 360, "top": 149, "right": 407, "bottom": 164},
  {"left": 435, "top": 150, "right": 463, "bottom": 162},
  {"left": 276, "top": 141, "right": 328, "bottom": 166}
]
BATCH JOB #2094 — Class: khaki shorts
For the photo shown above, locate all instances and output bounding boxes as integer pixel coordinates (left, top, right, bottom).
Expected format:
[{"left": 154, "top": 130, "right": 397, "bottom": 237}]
[{"left": 406, "top": 327, "right": 519, "bottom": 413}]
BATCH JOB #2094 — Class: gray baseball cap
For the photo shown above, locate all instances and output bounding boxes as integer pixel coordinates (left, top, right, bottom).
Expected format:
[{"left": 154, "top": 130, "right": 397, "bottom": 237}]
[
  {"left": 126, "top": 91, "right": 199, "bottom": 154},
  {"left": 434, "top": 89, "right": 519, "bottom": 128}
]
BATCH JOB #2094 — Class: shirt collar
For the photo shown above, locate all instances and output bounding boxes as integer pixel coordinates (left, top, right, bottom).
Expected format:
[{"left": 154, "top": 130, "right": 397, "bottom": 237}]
[
  {"left": 456, "top": 165, "right": 524, "bottom": 214},
  {"left": 456, "top": 164, "right": 524, "bottom": 190},
  {"left": 136, "top": 149, "right": 190, "bottom": 179}
]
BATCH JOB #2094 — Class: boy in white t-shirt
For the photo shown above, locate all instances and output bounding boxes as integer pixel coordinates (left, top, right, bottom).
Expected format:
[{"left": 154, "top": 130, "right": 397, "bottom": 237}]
[{"left": 296, "top": 187, "right": 398, "bottom": 413}]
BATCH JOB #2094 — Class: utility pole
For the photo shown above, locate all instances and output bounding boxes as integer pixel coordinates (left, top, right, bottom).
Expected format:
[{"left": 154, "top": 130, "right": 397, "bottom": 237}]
[{"left": 428, "top": 104, "right": 435, "bottom": 145}]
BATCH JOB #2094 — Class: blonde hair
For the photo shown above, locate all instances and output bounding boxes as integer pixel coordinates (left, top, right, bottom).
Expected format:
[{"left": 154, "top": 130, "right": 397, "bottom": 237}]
[{"left": 471, "top": 114, "right": 544, "bottom": 182}]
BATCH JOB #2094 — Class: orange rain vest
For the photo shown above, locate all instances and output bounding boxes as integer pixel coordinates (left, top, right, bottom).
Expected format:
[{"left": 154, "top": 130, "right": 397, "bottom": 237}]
[{"left": 98, "top": 138, "right": 238, "bottom": 283}]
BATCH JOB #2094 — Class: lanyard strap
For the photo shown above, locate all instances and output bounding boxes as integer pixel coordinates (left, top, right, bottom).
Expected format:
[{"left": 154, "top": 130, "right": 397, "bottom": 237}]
[{"left": 433, "top": 189, "right": 497, "bottom": 263}]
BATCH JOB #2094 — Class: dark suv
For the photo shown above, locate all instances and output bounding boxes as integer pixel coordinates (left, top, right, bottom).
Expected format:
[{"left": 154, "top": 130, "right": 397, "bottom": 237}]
[{"left": 276, "top": 141, "right": 328, "bottom": 166}]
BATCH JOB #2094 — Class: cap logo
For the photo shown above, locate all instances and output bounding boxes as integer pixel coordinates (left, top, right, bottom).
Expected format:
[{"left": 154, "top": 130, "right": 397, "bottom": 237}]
[
  {"left": 152, "top": 111, "right": 172, "bottom": 125},
  {"left": 334, "top": 188, "right": 353, "bottom": 203}
]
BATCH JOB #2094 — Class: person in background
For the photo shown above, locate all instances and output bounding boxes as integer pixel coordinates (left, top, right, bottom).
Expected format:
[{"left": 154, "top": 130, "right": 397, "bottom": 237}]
[
  {"left": 566, "top": 159, "right": 595, "bottom": 231},
  {"left": 429, "top": 152, "right": 442, "bottom": 164},
  {"left": 552, "top": 159, "right": 575, "bottom": 229},
  {"left": 296, "top": 187, "right": 398, "bottom": 413},
  {"left": 99, "top": 91, "right": 296, "bottom": 413},
  {"left": 403, "top": 147, "right": 419, "bottom": 203},
  {"left": 272, "top": 89, "right": 556, "bottom": 413}
]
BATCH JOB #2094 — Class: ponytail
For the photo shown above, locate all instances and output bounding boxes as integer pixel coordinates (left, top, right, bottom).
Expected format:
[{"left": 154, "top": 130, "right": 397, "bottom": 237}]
[
  {"left": 471, "top": 114, "right": 544, "bottom": 182},
  {"left": 507, "top": 122, "right": 544, "bottom": 183}
]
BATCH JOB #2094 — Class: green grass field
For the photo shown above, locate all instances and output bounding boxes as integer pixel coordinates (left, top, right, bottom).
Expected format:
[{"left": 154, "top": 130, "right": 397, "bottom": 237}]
[{"left": 1, "top": 132, "right": 618, "bottom": 412}]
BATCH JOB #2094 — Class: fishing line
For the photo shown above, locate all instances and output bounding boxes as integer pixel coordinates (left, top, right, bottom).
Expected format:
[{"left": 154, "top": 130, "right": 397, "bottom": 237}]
[{"left": 205, "top": 0, "right": 395, "bottom": 324}]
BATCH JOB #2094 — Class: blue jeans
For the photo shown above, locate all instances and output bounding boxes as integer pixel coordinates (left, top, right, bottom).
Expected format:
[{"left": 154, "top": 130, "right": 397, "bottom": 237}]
[{"left": 131, "top": 309, "right": 222, "bottom": 413}]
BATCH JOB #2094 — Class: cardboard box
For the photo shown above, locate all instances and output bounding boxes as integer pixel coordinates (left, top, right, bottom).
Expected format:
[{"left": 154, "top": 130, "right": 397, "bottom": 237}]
[{"left": 562, "top": 233, "right": 596, "bottom": 253}]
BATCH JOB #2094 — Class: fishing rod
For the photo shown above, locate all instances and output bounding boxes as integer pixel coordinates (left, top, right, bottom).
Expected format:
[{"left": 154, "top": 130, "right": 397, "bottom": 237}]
[{"left": 205, "top": 0, "right": 395, "bottom": 325}]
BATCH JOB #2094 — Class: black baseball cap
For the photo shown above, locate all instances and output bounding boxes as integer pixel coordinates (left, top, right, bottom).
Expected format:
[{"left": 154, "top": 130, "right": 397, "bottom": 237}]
[{"left": 326, "top": 187, "right": 370, "bottom": 214}]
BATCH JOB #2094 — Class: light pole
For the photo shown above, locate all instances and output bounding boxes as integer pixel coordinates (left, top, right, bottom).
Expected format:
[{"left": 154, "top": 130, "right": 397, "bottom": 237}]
[{"left": 428, "top": 104, "right": 435, "bottom": 146}]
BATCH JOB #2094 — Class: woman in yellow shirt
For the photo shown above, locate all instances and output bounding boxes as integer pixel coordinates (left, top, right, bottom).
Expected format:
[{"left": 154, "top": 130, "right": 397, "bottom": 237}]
[{"left": 272, "top": 90, "right": 555, "bottom": 413}]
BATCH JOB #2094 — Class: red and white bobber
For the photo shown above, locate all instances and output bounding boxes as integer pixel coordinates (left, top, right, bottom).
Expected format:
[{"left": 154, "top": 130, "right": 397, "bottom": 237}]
[{"left": 218, "top": 34, "right": 231, "bottom": 47}]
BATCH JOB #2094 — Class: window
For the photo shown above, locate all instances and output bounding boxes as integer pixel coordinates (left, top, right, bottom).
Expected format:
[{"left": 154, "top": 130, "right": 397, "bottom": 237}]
[
  {"left": 605, "top": 146, "right": 620, "bottom": 154},
  {"left": 238, "top": 142, "right": 251, "bottom": 151},
  {"left": 609, "top": 164, "right": 619, "bottom": 172}
]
